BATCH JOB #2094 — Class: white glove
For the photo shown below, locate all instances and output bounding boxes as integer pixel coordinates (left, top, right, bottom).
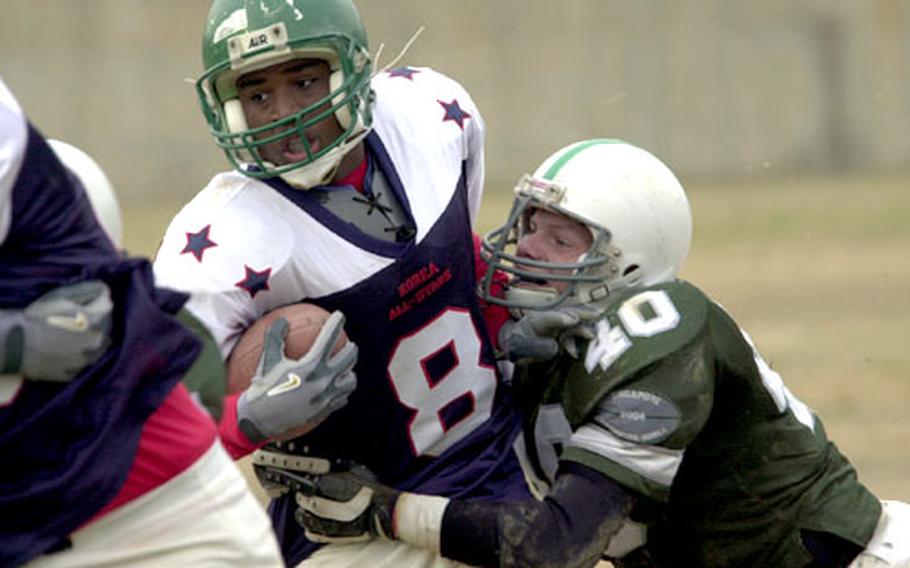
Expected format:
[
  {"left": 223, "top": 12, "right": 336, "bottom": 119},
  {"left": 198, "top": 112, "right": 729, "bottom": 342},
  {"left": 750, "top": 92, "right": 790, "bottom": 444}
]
[
  {"left": 1, "top": 280, "right": 113, "bottom": 381},
  {"left": 499, "top": 306, "right": 600, "bottom": 364},
  {"left": 237, "top": 310, "right": 358, "bottom": 444}
]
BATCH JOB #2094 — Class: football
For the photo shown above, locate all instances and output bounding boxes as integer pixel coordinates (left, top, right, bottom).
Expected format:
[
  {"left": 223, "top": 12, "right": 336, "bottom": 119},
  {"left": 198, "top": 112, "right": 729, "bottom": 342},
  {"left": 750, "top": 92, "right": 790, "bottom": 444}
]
[{"left": 226, "top": 303, "right": 348, "bottom": 395}]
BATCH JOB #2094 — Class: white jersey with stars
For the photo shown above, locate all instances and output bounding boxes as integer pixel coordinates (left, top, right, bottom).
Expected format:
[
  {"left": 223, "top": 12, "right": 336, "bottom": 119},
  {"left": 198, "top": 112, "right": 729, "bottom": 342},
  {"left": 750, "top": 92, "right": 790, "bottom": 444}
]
[{"left": 153, "top": 67, "right": 528, "bottom": 566}]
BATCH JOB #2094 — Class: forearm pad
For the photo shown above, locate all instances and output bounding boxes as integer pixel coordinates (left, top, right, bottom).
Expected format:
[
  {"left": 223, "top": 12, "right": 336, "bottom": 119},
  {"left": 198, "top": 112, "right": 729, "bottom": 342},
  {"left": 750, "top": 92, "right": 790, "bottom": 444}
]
[{"left": 441, "top": 462, "right": 636, "bottom": 568}]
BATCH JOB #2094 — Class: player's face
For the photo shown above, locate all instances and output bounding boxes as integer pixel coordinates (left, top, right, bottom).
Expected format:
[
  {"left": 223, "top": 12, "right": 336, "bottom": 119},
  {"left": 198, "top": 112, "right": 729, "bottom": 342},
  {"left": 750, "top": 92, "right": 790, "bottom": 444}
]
[
  {"left": 515, "top": 208, "right": 592, "bottom": 293},
  {"left": 237, "top": 58, "right": 344, "bottom": 166}
]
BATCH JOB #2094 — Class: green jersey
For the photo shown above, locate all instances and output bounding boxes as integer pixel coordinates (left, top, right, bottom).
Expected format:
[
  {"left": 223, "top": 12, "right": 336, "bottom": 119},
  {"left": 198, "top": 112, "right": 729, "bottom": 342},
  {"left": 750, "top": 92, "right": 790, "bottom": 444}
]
[{"left": 514, "top": 279, "right": 880, "bottom": 567}]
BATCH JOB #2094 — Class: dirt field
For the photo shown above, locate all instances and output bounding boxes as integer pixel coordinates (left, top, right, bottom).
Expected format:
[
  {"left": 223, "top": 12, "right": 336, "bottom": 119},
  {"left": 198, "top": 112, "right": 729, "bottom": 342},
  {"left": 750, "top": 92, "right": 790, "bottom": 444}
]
[{"left": 125, "top": 172, "right": 909, "bottom": 558}]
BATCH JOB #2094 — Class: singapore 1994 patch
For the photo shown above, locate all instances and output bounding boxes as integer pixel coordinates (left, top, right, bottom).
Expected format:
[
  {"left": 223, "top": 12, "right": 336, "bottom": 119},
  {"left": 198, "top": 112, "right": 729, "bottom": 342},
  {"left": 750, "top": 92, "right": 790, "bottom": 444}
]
[{"left": 594, "top": 389, "right": 681, "bottom": 444}]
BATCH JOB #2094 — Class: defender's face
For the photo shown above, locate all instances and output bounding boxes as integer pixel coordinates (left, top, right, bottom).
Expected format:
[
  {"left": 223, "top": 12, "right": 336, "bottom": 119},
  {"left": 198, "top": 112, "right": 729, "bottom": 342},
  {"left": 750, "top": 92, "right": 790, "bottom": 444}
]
[
  {"left": 236, "top": 58, "right": 344, "bottom": 166},
  {"left": 515, "top": 208, "right": 593, "bottom": 293}
]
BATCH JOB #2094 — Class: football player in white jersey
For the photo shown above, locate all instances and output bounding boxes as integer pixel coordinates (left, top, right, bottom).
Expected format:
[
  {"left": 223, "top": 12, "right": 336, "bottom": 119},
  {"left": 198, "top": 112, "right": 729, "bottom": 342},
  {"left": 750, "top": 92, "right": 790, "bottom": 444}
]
[
  {"left": 152, "top": 1, "right": 531, "bottom": 566},
  {"left": 294, "top": 140, "right": 910, "bottom": 567}
]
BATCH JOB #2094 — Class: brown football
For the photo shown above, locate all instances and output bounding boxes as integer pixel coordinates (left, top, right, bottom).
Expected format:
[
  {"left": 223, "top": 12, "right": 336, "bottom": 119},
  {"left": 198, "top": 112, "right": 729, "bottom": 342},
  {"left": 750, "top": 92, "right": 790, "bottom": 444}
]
[{"left": 226, "top": 303, "right": 348, "bottom": 395}]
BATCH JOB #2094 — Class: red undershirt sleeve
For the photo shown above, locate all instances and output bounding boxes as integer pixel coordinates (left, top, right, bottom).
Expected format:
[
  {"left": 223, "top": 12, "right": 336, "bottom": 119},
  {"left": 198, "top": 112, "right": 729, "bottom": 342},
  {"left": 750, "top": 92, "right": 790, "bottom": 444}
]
[
  {"left": 217, "top": 391, "right": 261, "bottom": 459},
  {"left": 472, "top": 233, "right": 511, "bottom": 349}
]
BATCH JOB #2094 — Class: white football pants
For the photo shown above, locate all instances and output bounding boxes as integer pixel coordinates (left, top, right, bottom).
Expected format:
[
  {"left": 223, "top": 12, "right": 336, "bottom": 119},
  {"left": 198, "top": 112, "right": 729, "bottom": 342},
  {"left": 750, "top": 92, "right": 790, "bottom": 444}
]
[
  {"left": 850, "top": 500, "right": 910, "bottom": 568},
  {"left": 298, "top": 539, "right": 472, "bottom": 568},
  {"left": 27, "top": 440, "right": 284, "bottom": 568}
]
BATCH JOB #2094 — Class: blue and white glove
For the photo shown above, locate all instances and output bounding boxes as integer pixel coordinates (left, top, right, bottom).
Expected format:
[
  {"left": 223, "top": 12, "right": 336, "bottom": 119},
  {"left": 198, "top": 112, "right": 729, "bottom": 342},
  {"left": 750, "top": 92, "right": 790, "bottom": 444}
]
[
  {"left": 499, "top": 305, "right": 600, "bottom": 364},
  {"left": 0, "top": 280, "right": 113, "bottom": 381},
  {"left": 237, "top": 310, "right": 358, "bottom": 444}
]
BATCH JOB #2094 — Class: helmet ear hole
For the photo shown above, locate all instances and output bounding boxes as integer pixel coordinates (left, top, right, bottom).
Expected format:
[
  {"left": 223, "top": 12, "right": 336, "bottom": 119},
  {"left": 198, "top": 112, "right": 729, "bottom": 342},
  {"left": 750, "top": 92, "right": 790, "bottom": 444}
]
[{"left": 622, "top": 264, "right": 643, "bottom": 287}]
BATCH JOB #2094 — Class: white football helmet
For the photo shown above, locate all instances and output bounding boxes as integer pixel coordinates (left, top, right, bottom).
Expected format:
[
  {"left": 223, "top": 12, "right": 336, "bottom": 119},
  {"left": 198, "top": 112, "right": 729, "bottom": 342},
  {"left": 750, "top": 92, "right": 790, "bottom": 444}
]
[
  {"left": 48, "top": 139, "right": 123, "bottom": 249},
  {"left": 480, "top": 139, "right": 692, "bottom": 312}
]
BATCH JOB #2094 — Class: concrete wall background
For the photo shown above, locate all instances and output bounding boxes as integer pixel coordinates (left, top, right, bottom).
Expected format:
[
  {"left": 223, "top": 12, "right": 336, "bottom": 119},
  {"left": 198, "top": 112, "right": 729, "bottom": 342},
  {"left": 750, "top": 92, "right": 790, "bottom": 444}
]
[{"left": 1, "top": 1, "right": 908, "bottom": 202}]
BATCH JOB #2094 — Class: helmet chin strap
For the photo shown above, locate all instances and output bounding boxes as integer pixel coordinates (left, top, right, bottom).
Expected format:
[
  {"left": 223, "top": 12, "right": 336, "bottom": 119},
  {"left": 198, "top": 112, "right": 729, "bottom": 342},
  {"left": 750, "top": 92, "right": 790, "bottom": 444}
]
[
  {"left": 504, "top": 279, "right": 617, "bottom": 318},
  {"left": 279, "top": 127, "right": 371, "bottom": 190},
  {"left": 505, "top": 286, "right": 561, "bottom": 318}
]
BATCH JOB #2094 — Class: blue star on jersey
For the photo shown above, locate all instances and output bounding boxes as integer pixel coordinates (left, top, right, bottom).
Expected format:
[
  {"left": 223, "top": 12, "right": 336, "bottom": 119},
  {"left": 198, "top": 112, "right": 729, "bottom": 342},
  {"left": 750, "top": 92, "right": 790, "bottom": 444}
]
[
  {"left": 388, "top": 67, "right": 420, "bottom": 80},
  {"left": 150, "top": 68, "right": 533, "bottom": 567},
  {"left": 181, "top": 225, "right": 218, "bottom": 262},
  {"left": 438, "top": 99, "right": 472, "bottom": 130},
  {"left": 235, "top": 265, "right": 271, "bottom": 298}
]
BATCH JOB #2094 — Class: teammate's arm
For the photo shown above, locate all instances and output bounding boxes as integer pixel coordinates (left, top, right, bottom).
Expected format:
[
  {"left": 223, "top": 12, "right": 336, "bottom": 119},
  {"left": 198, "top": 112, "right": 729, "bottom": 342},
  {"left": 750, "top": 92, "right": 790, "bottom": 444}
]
[
  {"left": 296, "top": 460, "right": 636, "bottom": 568},
  {"left": 177, "top": 308, "right": 227, "bottom": 420}
]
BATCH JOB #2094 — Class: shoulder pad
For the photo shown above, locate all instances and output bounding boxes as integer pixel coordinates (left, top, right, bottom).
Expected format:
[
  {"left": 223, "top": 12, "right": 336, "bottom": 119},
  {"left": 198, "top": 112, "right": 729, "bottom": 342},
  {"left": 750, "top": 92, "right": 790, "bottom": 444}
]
[
  {"left": 372, "top": 67, "right": 480, "bottom": 134},
  {"left": 373, "top": 66, "right": 466, "bottom": 96},
  {"left": 153, "top": 174, "right": 294, "bottom": 294},
  {"left": 561, "top": 280, "right": 712, "bottom": 424}
]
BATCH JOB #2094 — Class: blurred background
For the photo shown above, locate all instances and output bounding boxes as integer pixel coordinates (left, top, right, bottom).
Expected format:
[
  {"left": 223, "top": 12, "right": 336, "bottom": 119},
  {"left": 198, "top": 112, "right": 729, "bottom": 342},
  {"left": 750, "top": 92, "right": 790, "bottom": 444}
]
[
  {"left": 3, "top": 1, "right": 909, "bottom": 501},
  {"left": 4, "top": 1, "right": 909, "bottom": 201}
]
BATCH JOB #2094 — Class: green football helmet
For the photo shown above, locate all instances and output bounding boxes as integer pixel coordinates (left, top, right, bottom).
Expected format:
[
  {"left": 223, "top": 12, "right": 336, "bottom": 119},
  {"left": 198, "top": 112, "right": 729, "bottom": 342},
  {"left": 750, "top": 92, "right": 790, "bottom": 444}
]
[
  {"left": 480, "top": 139, "right": 692, "bottom": 313},
  {"left": 196, "top": 0, "right": 374, "bottom": 188}
]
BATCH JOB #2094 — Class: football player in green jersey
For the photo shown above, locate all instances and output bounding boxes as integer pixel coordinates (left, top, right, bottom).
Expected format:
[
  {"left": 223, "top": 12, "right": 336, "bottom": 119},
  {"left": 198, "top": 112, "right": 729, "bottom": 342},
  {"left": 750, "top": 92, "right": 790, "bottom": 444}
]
[{"left": 282, "top": 140, "right": 910, "bottom": 567}]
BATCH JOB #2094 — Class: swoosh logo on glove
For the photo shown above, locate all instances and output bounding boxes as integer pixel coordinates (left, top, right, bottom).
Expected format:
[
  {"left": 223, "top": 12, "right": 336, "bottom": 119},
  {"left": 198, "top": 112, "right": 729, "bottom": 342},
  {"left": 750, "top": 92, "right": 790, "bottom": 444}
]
[
  {"left": 268, "top": 373, "right": 302, "bottom": 396},
  {"left": 46, "top": 312, "right": 89, "bottom": 333}
]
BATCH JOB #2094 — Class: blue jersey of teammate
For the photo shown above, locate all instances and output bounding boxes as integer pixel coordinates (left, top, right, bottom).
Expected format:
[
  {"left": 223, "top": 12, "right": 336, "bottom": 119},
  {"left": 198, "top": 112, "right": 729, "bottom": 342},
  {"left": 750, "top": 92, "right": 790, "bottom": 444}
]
[
  {"left": 153, "top": 67, "right": 531, "bottom": 565},
  {"left": 0, "top": 78, "right": 201, "bottom": 565}
]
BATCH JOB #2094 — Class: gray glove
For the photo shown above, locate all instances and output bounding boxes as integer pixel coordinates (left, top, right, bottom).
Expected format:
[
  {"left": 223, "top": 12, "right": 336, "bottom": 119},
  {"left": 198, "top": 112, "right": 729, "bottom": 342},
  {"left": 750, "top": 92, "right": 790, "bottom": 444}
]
[
  {"left": 294, "top": 462, "right": 400, "bottom": 543},
  {"left": 237, "top": 310, "right": 358, "bottom": 444},
  {"left": 499, "top": 306, "right": 600, "bottom": 364},
  {"left": 1, "top": 280, "right": 113, "bottom": 381}
]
